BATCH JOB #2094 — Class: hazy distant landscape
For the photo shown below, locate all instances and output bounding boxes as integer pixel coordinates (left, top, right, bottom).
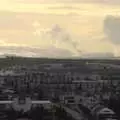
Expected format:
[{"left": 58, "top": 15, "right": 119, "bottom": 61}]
[{"left": 0, "top": 56, "right": 120, "bottom": 69}]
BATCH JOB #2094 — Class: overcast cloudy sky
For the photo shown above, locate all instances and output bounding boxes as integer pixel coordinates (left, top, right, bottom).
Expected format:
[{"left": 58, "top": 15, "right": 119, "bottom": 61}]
[{"left": 0, "top": 0, "right": 120, "bottom": 58}]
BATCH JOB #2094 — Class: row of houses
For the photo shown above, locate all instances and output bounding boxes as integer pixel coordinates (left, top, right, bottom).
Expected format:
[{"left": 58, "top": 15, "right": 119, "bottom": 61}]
[
  {"left": 0, "top": 68, "right": 120, "bottom": 93},
  {"left": 0, "top": 69, "right": 100, "bottom": 86}
]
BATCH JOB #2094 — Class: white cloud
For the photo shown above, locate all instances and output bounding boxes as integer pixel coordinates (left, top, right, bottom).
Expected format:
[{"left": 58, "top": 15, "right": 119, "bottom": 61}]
[
  {"left": 0, "top": 39, "right": 28, "bottom": 47},
  {"left": 0, "top": 39, "right": 74, "bottom": 58},
  {"left": 34, "top": 24, "right": 82, "bottom": 54},
  {"left": 32, "top": 21, "right": 41, "bottom": 28}
]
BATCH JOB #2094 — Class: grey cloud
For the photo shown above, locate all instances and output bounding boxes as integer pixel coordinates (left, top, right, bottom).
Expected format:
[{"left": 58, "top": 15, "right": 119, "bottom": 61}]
[
  {"left": 0, "top": 45, "right": 115, "bottom": 58},
  {"left": 104, "top": 15, "right": 120, "bottom": 44},
  {"left": 81, "top": 52, "right": 114, "bottom": 58},
  {"left": 95, "top": 0, "right": 120, "bottom": 4},
  {"left": 0, "top": 46, "right": 74, "bottom": 58}
]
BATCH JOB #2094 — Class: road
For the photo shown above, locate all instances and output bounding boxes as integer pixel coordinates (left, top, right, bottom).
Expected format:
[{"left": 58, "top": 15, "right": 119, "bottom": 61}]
[{"left": 54, "top": 103, "right": 86, "bottom": 120}]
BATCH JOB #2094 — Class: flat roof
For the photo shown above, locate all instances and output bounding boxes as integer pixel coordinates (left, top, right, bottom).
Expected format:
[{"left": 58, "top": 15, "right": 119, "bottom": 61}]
[
  {"left": 0, "top": 101, "right": 13, "bottom": 104},
  {"left": 0, "top": 100, "right": 51, "bottom": 104},
  {"left": 31, "top": 100, "right": 51, "bottom": 104}
]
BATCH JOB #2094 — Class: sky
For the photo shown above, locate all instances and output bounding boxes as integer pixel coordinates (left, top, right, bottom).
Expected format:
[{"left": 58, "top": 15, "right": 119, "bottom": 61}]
[{"left": 0, "top": 0, "right": 120, "bottom": 58}]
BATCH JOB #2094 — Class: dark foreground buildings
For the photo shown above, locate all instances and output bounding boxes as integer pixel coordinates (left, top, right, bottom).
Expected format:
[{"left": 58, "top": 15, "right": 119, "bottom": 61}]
[{"left": 0, "top": 60, "right": 120, "bottom": 120}]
